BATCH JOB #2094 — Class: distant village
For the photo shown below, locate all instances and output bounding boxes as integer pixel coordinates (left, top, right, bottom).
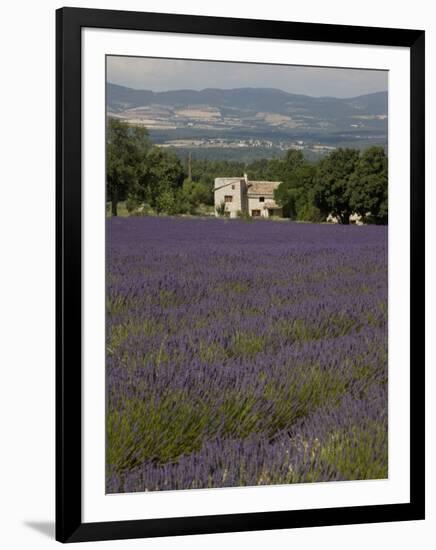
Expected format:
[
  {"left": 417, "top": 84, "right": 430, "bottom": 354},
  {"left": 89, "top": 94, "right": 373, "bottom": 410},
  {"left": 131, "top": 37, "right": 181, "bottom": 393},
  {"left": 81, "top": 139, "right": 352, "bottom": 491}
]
[{"left": 158, "top": 137, "right": 337, "bottom": 154}]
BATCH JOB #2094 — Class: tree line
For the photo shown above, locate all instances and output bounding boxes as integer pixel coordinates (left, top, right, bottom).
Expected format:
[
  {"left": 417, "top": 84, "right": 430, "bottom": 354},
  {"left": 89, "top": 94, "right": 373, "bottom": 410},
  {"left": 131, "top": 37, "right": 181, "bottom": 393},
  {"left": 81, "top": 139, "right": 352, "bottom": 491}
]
[{"left": 107, "top": 118, "right": 388, "bottom": 224}]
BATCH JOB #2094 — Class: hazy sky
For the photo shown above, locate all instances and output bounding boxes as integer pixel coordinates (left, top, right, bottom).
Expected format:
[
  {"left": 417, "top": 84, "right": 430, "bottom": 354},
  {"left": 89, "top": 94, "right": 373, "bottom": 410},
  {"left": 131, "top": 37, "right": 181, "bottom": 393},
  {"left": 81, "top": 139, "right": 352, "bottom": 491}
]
[{"left": 107, "top": 56, "right": 388, "bottom": 99}]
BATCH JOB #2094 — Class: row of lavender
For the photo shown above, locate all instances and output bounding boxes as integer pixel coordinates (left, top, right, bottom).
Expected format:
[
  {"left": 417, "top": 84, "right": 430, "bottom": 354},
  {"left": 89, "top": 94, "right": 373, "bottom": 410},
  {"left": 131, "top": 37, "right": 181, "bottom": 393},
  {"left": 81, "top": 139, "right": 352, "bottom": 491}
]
[{"left": 106, "top": 217, "right": 388, "bottom": 492}]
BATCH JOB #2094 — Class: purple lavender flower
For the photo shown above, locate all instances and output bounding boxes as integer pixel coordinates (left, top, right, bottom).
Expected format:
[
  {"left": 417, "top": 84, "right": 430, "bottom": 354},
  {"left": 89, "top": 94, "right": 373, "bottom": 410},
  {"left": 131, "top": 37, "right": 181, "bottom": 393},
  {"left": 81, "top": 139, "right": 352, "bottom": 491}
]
[{"left": 106, "top": 217, "right": 388, "bottom": 492}]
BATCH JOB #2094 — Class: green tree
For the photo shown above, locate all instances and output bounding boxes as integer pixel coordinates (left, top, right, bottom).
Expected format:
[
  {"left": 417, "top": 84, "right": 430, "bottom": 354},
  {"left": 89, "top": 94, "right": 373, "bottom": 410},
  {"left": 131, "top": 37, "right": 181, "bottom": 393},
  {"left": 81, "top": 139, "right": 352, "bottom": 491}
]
[
  {"left": 245, "top": 158, "right": 270, "bottom": 180},
  {"left": 348, "top": 147, "right": 388, "bottom": 224},
  {"left": 280, "top": 149, "right": 305, "bottom": 181},
  {"left": 247, "top": 150, "right": 305, "bottom": 183},
  {"left": 293, "top": 164, "right": 319, "bottom": 221},
  {"left": 273, "top": 152, "right": 317, "bottom": 220},
  {"left": 135, "top": 147, "right": 184, "bottom": 209},
  {"left": 314, "top": 148, "right": 360, "bottom": 224},
  {"left": 106, "top": 118, "right": 151, "bottom": 216},
  {"left": 274, "top": 185, "right": 299, "bottom": 218},
  {"left": 180, "top": 178, "right": 212, "bottom": 211},
  {"left": 155, "top": 189, "right": 177, "bottom": 215},
  {"left": 297, "top": 203, "right": 324, "bottom": 223}
]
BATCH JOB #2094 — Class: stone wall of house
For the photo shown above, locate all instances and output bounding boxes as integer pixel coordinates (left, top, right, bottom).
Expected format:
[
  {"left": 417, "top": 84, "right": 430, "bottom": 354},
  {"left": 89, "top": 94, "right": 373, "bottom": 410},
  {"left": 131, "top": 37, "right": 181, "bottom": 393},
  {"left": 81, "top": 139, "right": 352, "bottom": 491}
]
[
  {"left": 214, "top": 177, "right": 283, "bottom": 219},
  {"left": 248, "top": 195, "right": 269, "bottom": 217},
  {"left": 247, "top": 196, "right": 282, "bottom": 217},
  {"left": 214, "top": 178, "right": 245, "bottom": 218}
]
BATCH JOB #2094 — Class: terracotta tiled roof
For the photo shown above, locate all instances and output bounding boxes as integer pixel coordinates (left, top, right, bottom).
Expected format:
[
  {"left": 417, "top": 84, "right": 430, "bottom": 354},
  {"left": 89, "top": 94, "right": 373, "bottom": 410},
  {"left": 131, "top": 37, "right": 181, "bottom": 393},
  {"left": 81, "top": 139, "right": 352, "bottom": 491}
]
[{"left": 247, "top": 181, "right": 281, "bottom": 195}]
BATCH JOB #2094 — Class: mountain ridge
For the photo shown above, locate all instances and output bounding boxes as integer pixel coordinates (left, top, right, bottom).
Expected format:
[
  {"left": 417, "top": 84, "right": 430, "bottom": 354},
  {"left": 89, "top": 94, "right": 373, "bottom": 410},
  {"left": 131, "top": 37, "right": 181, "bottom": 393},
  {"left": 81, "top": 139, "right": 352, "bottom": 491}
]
[
  {"left": 106, "top": 83, "right": 388, "bottom": 160},
  {"left": 107, "top": 83, "right": 388, "bottom": 118},
  {"left": 107, "top": 82, "right": 387, "bottom": 103}
]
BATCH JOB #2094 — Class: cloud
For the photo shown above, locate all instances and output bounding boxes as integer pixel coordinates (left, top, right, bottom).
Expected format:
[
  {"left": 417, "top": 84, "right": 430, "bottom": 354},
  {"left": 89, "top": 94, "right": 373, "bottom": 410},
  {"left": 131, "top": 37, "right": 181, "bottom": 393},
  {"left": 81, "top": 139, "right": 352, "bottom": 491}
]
[{"left": 107, "top": 56, "right": 387, "bottom": 98}]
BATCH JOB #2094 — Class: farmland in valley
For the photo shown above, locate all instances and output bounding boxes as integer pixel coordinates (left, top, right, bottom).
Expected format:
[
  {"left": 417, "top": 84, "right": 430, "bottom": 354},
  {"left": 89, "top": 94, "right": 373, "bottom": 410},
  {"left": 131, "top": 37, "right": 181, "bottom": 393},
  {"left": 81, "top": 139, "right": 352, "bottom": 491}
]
[
  {"left": 107, "top": 84, "right": 388, "bottom": 161},
  {"left": 106, "top": 217, "right": 388, "bottom": 492}
]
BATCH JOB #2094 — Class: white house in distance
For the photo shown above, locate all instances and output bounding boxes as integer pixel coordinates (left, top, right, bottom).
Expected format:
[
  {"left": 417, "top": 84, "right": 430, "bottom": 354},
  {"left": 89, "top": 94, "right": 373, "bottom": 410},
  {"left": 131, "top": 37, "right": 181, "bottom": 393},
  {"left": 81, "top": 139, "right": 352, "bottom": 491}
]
[{"left": 214, "top": 174, "right": 283, "bottom": 218}]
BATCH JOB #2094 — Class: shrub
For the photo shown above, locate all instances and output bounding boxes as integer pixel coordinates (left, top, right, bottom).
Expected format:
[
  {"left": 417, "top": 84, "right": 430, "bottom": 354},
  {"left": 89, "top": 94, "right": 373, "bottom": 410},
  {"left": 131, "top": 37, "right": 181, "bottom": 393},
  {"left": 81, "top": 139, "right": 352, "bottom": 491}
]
[
  {"left": 297, "top": 204, "right": 324, "bottom": 223},
  {"left": 125, "top": 196, "right": 142, "bottom": 213},
  {"left": 215, "top": 201, "right": 226, "bottom": 216},
  {"left": 237, "top": 210, "right": 253, "bottom": 222}
]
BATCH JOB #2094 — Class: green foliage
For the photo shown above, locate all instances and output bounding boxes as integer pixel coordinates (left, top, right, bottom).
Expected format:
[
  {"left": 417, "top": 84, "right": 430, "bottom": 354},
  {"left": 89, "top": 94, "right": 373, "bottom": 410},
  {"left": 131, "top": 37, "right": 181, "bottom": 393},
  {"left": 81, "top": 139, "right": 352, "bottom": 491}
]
[
  {"left": 125, "top": 195, "right": 142, "bottom": 213},
  {"left": 274, "top": 185, "right": 299, "bottom": 218},
  {"left": 313, "top": 148, "right": 360, "bottom": 224},
  {"left": 154, "top": 189, "right": 177, "bottom": 215},
  {"left": 106, "top": 120, "right": 388, "bottom": 222},
  {"left": 107, "top": 393, "right": 214, "bottom": 469},
  {"left": 254, "top": 147, "right": 388, "bottom": 224},
  {"left": 135, "top": 147, "right": 184, "bottom": 209},
  {"left": 317, "top": 423, "right": 388, "bottom": 480},
  {"left": 281, "top": 149, "right": 306, "bottom": 179},
  {"left": 247, "top": 157, "right": 282, "bottom": 181},
  {"left": 106, "top": 118, "right": 151, "bottom": 216},
  {"left": 247, "top": 149, "right": 305, "bottom": 184},
  {"left": 215, "top": 201, "right": 226, "bottom": 216},
  {"left": 106, "top": 360, "right": 355, "bottom": 471},
  {"left": 177, "top": 178, "right": 213, "bottom": 213},
  {"left": 237, "top": 209, "right": 253, "bottom": 222},
  {"left": 297, "top": 204, "right": 324, "bottom": 223},
  {"left": 272, "top": 152, "right": 318, "bottom": 220},
  {"left": 230, "top": 332, "right": 266, "bottom": 357},
  {"left": 107, "top": 117, "right": 187, "bottom": 216},
  {"left": 348, "top": 146, "right": 388, "bottom": 224}
]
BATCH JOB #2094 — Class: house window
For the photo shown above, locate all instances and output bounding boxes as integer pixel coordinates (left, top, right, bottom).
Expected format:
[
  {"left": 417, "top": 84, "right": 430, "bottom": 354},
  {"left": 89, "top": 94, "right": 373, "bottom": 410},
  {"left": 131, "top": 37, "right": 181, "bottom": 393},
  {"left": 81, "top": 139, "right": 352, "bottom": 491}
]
[
  {"left": 251, "top": 210, "right": 261, "bottom": 217},
  {"left": 259, "top": 197, "right": 265, "bottom": 202},
  {"left": 231, "top": 185, "right": 235, "bottom": 190},
  {"left": 224, "top": 195, "right": 233, "bottom": 203}
]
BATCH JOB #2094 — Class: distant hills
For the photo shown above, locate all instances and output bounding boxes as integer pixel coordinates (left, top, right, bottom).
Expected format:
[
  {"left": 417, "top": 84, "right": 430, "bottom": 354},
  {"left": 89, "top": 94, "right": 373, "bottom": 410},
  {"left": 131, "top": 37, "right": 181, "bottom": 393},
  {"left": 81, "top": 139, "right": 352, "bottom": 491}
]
[
  {"left": 107, "top": 83, "right": 388, "bottom": 161},
  {"left": 108, "top": 83, "right": 387, "bottom": 117}
]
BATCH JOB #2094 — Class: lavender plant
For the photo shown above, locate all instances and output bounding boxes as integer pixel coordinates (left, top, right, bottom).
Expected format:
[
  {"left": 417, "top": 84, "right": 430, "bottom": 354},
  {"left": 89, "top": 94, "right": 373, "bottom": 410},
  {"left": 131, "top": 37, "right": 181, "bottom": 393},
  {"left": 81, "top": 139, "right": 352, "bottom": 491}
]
[{"left": 106, "top": 217, "right": 388, "bottom": 492}]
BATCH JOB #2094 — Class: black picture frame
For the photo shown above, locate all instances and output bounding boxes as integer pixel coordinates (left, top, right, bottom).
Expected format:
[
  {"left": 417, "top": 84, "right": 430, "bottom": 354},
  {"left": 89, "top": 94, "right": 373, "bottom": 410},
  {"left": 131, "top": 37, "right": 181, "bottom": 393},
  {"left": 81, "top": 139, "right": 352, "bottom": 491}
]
[{"left": 56, "top": 6, "right": 425, "bottom": 543}]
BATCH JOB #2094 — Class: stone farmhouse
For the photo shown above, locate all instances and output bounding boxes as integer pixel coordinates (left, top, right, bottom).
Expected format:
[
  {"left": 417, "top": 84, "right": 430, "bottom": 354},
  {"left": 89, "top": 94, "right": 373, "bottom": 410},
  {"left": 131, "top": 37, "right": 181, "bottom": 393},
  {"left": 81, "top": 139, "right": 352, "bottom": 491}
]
[{"left": 214, "top": 174, "right": 283, "bottom": 218}]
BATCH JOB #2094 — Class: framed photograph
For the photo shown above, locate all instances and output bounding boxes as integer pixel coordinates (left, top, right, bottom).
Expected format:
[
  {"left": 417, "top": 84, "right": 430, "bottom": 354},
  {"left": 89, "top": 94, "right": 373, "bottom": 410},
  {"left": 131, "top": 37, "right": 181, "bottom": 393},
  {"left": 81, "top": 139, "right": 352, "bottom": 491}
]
[{"left": 56, "top": 7, "right": 425, "bottom": 543}]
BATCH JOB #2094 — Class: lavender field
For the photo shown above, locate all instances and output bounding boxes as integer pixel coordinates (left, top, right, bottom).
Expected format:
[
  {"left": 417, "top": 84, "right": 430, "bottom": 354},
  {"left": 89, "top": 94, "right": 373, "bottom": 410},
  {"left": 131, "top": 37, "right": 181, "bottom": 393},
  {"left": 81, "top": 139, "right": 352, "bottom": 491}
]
[{"left": 106, "top": 217, "right": 388, "bottom": 493}]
